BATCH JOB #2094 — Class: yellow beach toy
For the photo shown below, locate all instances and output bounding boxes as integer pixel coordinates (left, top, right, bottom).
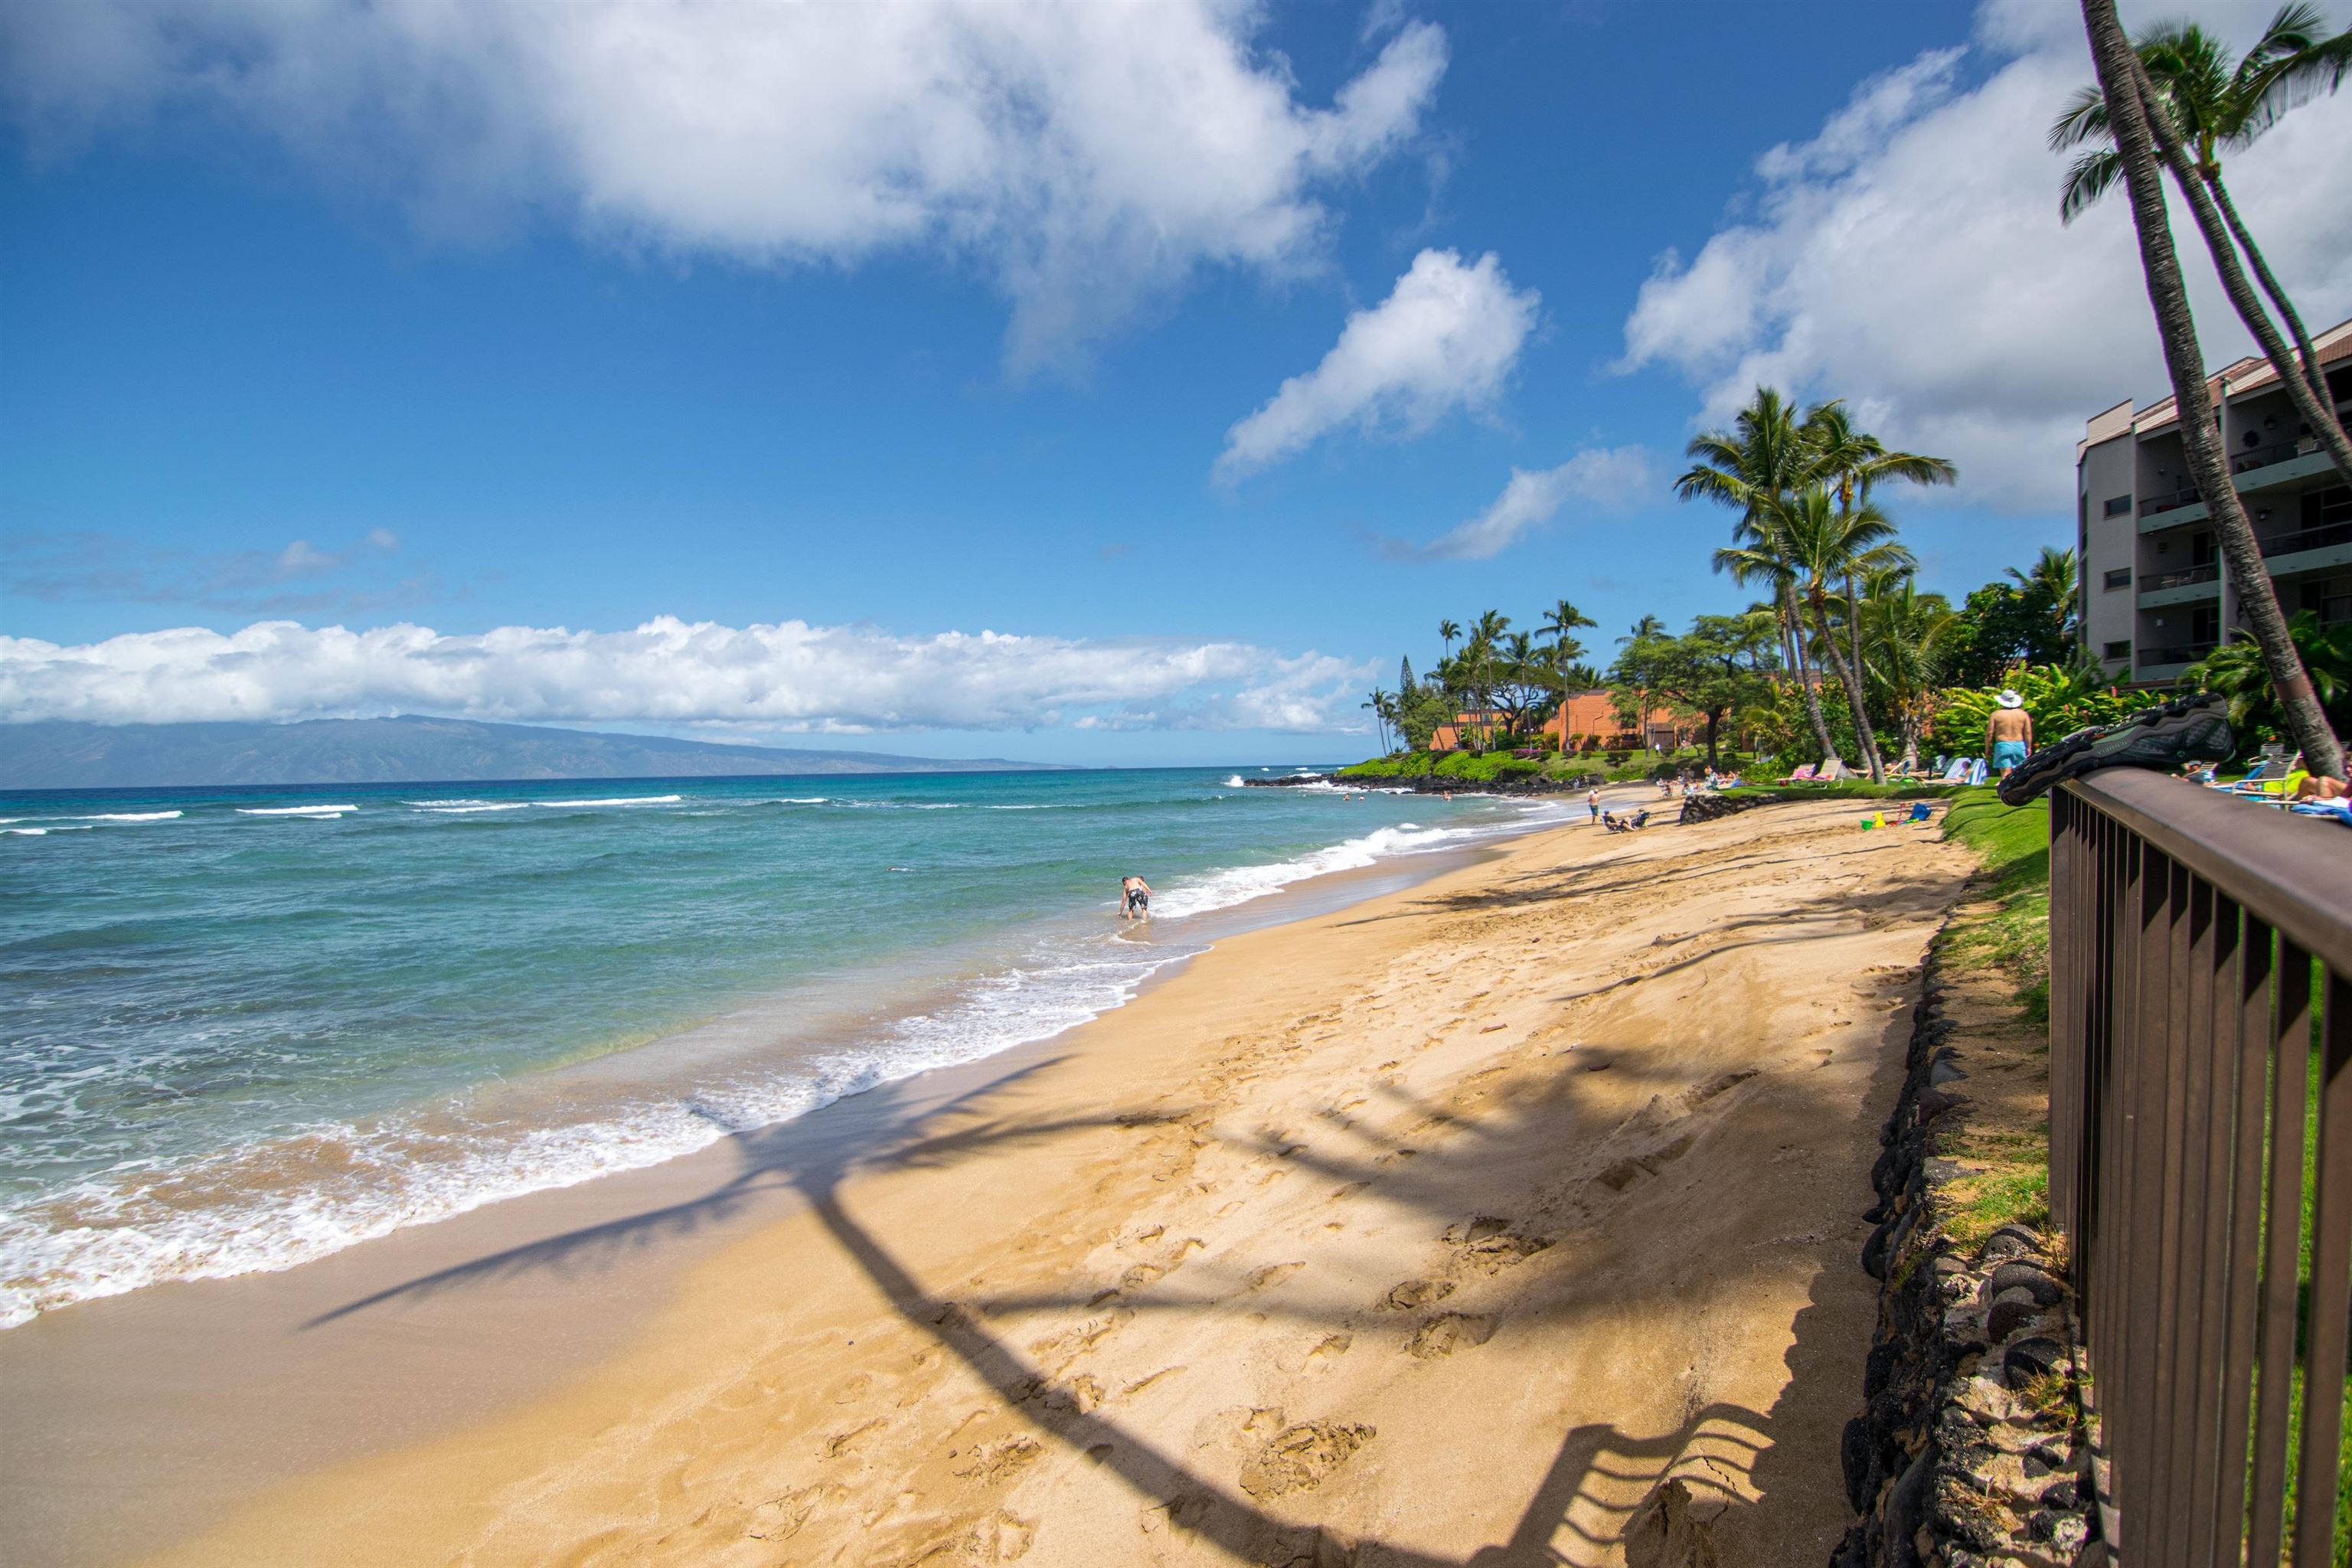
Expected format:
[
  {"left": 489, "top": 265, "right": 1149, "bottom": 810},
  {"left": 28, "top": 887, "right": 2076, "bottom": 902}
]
[{"left": 1859, "top": 812, "right": 1884, "bottom": 830}]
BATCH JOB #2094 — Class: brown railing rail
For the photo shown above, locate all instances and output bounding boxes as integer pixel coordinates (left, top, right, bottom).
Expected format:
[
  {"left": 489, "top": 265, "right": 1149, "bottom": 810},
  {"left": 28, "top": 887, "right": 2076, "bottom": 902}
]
[{"left": 2050, "top": 769, "right": 2350, "bottom": 1564}]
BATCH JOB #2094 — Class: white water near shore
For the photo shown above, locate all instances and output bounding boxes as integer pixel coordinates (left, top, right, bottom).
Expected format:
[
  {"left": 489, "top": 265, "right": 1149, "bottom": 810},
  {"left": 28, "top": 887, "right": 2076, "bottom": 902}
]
[{"left": 0, "top": 771, "right": 1570, "bottom": 1328}]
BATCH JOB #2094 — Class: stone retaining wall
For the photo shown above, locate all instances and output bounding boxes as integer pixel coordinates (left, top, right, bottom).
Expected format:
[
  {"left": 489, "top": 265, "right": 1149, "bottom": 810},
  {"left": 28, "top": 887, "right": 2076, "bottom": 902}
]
[{"left": 1830, "top": 924, "right": 2105, "bottom": 1568}]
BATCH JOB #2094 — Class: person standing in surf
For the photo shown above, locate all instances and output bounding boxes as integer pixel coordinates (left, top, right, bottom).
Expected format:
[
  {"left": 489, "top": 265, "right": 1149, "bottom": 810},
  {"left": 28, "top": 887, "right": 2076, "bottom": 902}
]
[{"left": 1121, "top": 875, "right": 1152, "bottom": 922}]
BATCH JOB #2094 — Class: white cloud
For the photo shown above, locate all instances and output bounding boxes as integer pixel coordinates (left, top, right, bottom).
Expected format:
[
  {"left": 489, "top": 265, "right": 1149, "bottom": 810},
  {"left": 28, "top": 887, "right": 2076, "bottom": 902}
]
[
  {"left": 0, "top": 616, "right": 1374, "bottom": 733},
  {"left": 1399, "top": 446, "right": 1656, "bottom": 561},
  {"left": 1615, "top": 0, "right": 2352, "bottom": 511},
  {"left": 1215, "top": 248, "right": 1539, "bottom": 481},
  {"left": 0, "top": 3, "right": 1447, "bottom": 371}
]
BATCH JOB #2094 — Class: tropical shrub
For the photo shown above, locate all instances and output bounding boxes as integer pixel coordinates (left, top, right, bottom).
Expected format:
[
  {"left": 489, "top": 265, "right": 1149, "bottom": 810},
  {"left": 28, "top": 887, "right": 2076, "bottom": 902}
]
[
  {"left": 2181, "top": 612, "right": 2352, "bottom": 753},
  {"left": 1927, "top": 664, "right": 2161, "bottom": 757}
]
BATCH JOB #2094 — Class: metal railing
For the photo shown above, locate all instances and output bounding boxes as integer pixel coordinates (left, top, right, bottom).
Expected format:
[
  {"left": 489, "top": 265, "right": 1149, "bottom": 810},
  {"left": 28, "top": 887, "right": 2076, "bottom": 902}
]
[
  {"left": 2144, "top": 485, "right": 2208, "bottom": 519},
  {"left": 2260, "top": 521, "right": 2352, "bottom": 560},
  {"left": 2143, "top": 564, "right": 2222, "bottom": 593},
  {"left": 2049, "top": 769, "right": 2351, "bottom": 1565},
  {"left": 2138, "top": 642, "right": 2220, "bottom": 670},
  {"left": 2232, "top": 439, "right": 2309, "bottom": 476}
]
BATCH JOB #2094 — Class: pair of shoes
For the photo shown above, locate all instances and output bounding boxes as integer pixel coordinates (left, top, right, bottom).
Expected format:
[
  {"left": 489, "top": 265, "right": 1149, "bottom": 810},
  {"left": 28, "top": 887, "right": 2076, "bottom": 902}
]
[{"left": 1996, "top": 691, "right": 2234, "bottom": 806}]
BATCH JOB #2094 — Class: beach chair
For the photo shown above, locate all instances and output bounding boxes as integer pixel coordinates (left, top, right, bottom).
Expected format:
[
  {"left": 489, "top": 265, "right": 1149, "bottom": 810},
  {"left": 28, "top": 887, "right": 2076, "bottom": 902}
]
[
  {"left": 2219, "top": 755, "right": 2304, "bottom": 805},
  {"left": 1939, "top": 756, "right": 1970, "bottom": 783},
  {"left": 1817, "top": 759, "right": 1852, "bottom": 783},
  {"left": 1778, "top": 763, "right": 1818, "bottom": 785},
  {"left": 1965, "top": 758, "right": 1989, "bottom": 786}
]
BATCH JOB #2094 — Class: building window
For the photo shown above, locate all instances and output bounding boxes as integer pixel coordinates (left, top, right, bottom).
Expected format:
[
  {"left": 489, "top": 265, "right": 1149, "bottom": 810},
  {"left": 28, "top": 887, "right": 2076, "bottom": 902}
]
[
  {"left": 2103, "top": 639, "right": 2131, "bottom": 661},
  {"left": 2103, "top": 495, "right": 2132, "bottom": 516},
  {"left": 2103, "top": 567, "right": 2132, "bottom": 590}
]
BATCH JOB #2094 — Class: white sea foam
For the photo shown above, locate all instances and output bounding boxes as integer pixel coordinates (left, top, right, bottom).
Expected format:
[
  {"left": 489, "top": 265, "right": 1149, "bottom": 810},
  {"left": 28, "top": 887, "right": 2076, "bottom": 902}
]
[
  {"left": 416, "top": 803, "right": 531, "bottom": 814},
  {"left": 530, "top": 795, "right": 683, "bottom": 808},
  {"left": 74, "top": 811, "right": 185, "bottom": 822},
  {"left": 0, "top": 792, "right": 1563, "bottom": 1328},
  {"left": 1223, "top": 776, "right": 1247, "bottom": 788},
  {"left": 0, "top": 927, "right": 1190, "bottom": 1331},
  {"left": 237, "top": 805, "right": 358, "bottom": 816}
]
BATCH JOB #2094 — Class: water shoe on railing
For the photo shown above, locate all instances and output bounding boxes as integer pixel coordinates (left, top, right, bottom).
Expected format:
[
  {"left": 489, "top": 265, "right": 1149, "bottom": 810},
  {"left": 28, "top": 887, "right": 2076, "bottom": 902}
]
[{"left": 1995, "top": 691, "right": 2234, "bottom": 807}]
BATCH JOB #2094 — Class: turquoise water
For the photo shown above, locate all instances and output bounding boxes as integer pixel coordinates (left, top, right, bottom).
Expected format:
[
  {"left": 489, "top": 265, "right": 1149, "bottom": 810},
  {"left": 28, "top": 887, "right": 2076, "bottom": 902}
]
[{"left": 0, "top": 767, "right": 1564, "bottom": 1326}]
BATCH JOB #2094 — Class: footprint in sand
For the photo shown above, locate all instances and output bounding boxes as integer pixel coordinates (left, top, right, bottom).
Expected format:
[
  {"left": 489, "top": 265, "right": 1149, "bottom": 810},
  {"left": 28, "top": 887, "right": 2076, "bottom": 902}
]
[
  {"left": 1383, "top": 1278, "right": 1455, "bottom": 1310},
  {"left": 1237, "top": 1420, "right": 1377, "bottom": 1500},
  {"left": 1246, "top": 1261, "right": 1305, "bottom": 1291},
  {"left": 1404, "top": 1312, "right": 1500, "bottom": 1360},
  {"left": 1442, "top": 1216, "right": 1554, "bottom": 1270},
  {"left": 951, "top": 1436, "right": 1044, "bottom": 1482}
]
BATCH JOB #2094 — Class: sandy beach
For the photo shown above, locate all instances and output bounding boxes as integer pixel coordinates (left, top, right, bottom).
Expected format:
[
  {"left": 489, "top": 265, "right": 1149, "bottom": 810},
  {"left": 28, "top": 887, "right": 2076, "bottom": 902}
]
[{"left": 11, "top": 799, "right": 1980, "bottom": 1567}]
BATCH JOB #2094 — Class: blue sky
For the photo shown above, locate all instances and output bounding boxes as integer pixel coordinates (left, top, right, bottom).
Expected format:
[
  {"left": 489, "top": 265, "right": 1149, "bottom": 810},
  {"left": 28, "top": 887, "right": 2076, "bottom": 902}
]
[{"left": 4, "top": 0, "right": 2348, "bottom": 763}]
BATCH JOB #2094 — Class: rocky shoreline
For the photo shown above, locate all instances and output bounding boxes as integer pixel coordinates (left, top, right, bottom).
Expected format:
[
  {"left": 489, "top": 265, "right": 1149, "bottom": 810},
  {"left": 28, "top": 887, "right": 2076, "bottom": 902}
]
[{"left": 1243, "top": 772, "right": 1606, "bottom": 796}]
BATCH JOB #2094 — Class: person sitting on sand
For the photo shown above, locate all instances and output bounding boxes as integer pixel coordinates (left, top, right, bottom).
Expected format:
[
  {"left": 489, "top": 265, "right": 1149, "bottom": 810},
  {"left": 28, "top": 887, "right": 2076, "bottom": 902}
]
[
  {"left": 1985, "top": 689, "right": 2034, "bottom": 779},
  {"left": 1120, "top": 875, "right": 1152, "bottom": 921}
]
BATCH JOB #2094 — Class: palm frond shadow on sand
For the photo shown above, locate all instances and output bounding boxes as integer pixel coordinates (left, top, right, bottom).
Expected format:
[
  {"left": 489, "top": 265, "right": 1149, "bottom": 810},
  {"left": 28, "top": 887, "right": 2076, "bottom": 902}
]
[{"left": 302, "top": 995, "right": 1893, "bottom": 1567}]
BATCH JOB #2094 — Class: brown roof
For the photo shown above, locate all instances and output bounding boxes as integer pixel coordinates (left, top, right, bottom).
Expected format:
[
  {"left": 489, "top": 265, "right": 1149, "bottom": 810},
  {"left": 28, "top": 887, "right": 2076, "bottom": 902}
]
[{"left": 2110, "top": 313, "right": 2352, "bottom": 442}]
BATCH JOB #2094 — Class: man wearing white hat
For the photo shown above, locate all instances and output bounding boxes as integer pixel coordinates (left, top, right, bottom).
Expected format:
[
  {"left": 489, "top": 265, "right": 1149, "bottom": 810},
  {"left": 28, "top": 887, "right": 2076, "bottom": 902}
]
[{"left": 1985, "top": 689, "right": 2034, "bottom": 779}]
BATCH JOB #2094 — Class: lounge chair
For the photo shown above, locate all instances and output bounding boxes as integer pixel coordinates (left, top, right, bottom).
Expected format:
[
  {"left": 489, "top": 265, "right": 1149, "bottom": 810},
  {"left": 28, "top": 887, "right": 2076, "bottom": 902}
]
[
  {"left": 1939, "top": 757, "right": 1970, "bottom": 783},
  {"left": 1965, "top": 758, "right": 1989, "bottom": 786},
  {"left": 2221, "top": 754, "right": 2305, "bottom": 803},
  {"left": 1779, "top": 763, "right": 1818, "bottom": 785},
  {"left": 1817, "top": 759, "right": 1852, "bottom": 783}
]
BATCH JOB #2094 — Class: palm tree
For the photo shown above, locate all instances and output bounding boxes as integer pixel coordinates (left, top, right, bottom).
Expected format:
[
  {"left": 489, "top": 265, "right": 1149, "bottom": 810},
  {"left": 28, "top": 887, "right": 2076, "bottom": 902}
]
[
  {"left": 1681, "top": 390, "right": 1841, "bottom": 764},
  {"left": 2006, "top": 546, "right": 2082, "bottom": 658},
  {"left": 1362, "top": 688, "right": 1391, "bottom": 754},
  {"left": 2076, "top": 0, "right": 2344, "bottom": 779},
  {"left": 2052, "top": 6, "right": 2352, "bottom": 475},
  {"left": 1800, "top": 401, "right": 1956, "bottom": 776},
  {"left": 1768, "top": 486, "right": 1914, "bottom": 781},
  {"left": 1437, "top": 619, "right": 1461, "bottom": 663},
  {"left": 1540, "top": 599, "right": 1596, "bottom": 663},
  {"left": 1861, "top": 573, "right": 1955, "bottom": 773}
]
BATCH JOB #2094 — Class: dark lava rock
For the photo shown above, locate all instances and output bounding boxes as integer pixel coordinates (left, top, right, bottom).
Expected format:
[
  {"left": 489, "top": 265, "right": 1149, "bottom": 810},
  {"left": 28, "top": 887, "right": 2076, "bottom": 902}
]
[
  {"left": 1985, "top": 1292, "right": 2046, "bottom": 1344},
  {"left": 2003, "top": 1335, "right": 2067, "bottom": 1388},
  {"left": 1984, "top": 1260, "right": 2063, "bottom": 1305}
]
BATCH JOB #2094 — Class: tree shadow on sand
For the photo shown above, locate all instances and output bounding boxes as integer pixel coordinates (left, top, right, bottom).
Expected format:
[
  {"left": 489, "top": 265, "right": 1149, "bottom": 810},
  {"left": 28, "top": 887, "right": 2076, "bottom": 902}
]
[{"left": 298, "top": 962, "right": 1907, "bottom": 1568}]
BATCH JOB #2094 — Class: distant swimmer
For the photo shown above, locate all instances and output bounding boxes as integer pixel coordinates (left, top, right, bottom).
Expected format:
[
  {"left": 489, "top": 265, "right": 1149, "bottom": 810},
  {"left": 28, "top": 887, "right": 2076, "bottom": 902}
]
[{"left": 1121, "top": 874, "right": 1153, "bottom": 922}]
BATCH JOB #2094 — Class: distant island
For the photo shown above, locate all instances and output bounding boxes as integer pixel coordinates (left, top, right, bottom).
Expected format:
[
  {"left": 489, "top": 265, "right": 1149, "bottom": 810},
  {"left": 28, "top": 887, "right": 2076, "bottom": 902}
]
[{"left": 0, "top": 716, "right": 1066, "bottom": 789}]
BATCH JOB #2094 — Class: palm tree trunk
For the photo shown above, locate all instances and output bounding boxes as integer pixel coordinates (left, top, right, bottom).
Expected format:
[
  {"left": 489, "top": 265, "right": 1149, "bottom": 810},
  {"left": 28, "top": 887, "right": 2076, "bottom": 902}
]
[
  {"left": 2133, "top": 57, "right": 2352, "bottom": 485},
  {"left": 2205, "top": 173, "right": 2331, "bottom": 416},
  {"left": 1810, "top": 589, "right": 1878, "bottom": 779},
  {"left": 1782, "top": 581, "right": 1838, "bottom": 763},
  {"left": 2082, "top": 0, "right": 2345, "bottom": 780},
  {"left": 1842, "top": 570, "right": 1885, "bottom": 779}
]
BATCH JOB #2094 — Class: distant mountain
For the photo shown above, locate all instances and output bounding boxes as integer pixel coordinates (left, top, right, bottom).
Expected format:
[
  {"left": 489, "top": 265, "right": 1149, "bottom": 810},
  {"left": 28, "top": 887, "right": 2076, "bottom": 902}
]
[{"left": 0, "top": 717, "right": 1065, "bottom": 789}]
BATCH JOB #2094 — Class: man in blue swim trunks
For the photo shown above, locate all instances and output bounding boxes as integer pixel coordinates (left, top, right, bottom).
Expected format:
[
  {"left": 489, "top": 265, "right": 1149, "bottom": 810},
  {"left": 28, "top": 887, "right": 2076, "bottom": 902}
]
[{"left": 1985, "top": 688, "right": 2033, "bottom": 779}]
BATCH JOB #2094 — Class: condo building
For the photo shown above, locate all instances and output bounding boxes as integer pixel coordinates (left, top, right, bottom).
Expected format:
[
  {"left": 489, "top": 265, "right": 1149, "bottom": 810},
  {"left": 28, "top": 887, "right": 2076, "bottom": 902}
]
[{"left": 2076, "top": 315, "right": 2352, "bottom": 686}]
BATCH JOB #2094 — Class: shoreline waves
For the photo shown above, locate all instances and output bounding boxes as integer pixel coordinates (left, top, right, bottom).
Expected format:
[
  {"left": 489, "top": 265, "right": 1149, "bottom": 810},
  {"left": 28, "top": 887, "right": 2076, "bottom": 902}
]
[{"left": 0, "top": 769, "right": 1575, "bottom": 1329}]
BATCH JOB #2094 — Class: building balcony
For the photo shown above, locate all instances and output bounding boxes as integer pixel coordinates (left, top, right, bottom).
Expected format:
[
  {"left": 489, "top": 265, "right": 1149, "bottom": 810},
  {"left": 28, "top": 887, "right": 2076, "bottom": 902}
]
[
  {"left": 2135, "top": 642, "right": 2216, "bottom": 682},
  {"left": 2137, "top": 564, "right": 2220, "bottom": 606},
  {"left": 2231, "top": 441, "right": 2340, "bottom": 495},
  {"left": 2138, "top": 485, "right": 2207, "bottom": 528},
  {"left": 2259, "top": 519, "right": 2352, "bottom": 577}
]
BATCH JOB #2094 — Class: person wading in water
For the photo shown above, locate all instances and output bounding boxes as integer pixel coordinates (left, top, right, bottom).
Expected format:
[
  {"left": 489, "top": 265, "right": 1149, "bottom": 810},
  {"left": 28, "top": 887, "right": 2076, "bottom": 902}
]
[{"left": 1120, "top": 875, "right": 1152, "bottom": 922}]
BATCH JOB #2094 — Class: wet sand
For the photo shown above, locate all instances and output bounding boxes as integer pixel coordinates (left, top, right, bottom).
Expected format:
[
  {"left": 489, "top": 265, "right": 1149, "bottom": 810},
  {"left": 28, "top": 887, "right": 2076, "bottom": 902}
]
[{"left": 6, "top": 796, "right": 1977, "bottom": 1566}]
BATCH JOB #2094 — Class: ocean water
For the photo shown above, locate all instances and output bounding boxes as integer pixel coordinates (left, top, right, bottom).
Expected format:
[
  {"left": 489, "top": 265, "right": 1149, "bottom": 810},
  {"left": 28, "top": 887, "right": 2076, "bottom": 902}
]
[{"left": 0, "top": 767, "right": 1566, "bottom": 1328}]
